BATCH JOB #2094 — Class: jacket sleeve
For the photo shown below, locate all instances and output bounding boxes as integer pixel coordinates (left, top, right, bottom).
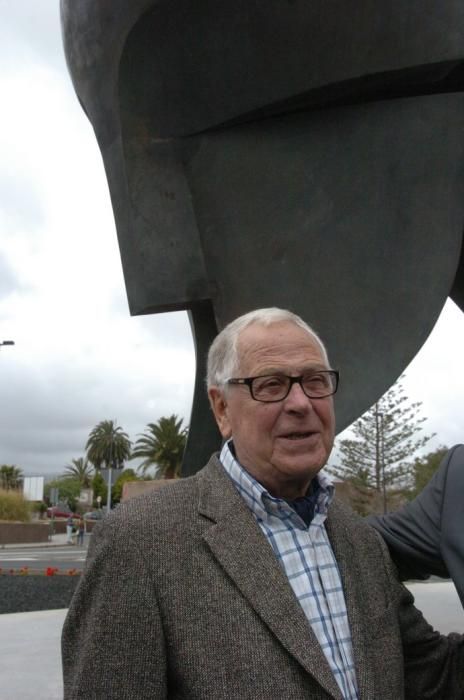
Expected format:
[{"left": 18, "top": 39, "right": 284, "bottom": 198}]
[
  {"left": 374, "top": 530, "right": 464, "bottom": 700},
  {"left": 366, "top": 446, "right": 463, "bottom": 581},
  {"left": 62, "top": 514, "right": 167, "bottom": 699}
]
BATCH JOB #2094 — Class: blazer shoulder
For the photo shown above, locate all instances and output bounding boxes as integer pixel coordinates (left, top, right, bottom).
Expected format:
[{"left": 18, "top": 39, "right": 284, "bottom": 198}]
[
  {"left": 329, "top": 497, "right": 388, "bottom": 548},
  {"left": 117, "top": 473, "right": 200, "bottom": 521},
  {"left": 444, "top": 444, "right": 464, "bottom": 488},
  {"left": 95, "top": 456, "right": 222, "bottom": 544}
]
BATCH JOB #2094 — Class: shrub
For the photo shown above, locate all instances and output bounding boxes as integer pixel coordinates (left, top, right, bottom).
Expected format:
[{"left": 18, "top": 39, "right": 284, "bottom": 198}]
[
  {"left": 0, "top": 488, "right": 31, "bottom": 522},
  {"left": 32, "top": 501, "right": 48, "bottom": 518}
]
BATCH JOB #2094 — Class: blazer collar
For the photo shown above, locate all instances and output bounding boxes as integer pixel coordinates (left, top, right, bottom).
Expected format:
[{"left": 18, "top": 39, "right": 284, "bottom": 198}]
[{"left": 197, "top": 455, "right": 343, "bottom": 700}]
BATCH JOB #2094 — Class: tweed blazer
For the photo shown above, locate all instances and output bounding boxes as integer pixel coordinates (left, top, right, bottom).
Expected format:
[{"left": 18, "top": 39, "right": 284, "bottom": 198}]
[
  {"left": 369, "top": 444, "right": 464, "bottom": 606},
  {"left": 62, "top": 455, "right": 464, "bottom": 699}
]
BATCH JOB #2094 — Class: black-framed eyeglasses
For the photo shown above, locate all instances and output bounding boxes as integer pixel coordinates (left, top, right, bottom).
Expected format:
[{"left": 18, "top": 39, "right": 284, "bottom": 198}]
[{"left": 226, "top": 370, "right": 339, "bottom": 403}]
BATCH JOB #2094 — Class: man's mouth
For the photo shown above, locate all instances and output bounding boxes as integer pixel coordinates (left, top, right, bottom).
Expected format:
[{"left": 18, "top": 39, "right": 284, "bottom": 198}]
[{"left": 280, "top": 431, "right": 316, "bottom": 440}]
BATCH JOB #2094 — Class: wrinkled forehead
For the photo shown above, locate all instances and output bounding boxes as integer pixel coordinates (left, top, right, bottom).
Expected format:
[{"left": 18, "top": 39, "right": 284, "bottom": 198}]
[{"left": 236, "top": 322, "right": 328, "bottom": 374}]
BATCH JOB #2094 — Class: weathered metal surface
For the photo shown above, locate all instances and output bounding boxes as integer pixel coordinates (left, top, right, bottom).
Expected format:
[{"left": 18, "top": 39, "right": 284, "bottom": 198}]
[{"left": 60, "top": 1, "right": 464, "bottom": 472}]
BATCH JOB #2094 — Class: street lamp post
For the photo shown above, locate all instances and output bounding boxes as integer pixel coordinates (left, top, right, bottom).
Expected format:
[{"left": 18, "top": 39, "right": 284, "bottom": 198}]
[
  {"left": 106, "top": 430, "right": 114, "bottom": 515},
  {"left": 106, "top": 464, "right": 113, "bottom": 515}
]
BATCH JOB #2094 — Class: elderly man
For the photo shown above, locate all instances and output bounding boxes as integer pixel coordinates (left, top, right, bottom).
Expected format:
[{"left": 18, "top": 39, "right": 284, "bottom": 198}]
[{"left": 62, "top": 308, "right": 464, "bottom": 699}]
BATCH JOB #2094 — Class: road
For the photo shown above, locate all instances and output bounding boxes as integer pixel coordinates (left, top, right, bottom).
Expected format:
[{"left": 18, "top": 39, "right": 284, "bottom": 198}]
[{"left": 0, "top": 545, "right": 88, "bottom": 572}]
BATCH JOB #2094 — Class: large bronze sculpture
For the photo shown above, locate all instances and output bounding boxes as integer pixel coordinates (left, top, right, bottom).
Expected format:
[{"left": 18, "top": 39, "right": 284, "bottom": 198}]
[{"left": 60, "top": 1, "right": 464, "bottom": 474}]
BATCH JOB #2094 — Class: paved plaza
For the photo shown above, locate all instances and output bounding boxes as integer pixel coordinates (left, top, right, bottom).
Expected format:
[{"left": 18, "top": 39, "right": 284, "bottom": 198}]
[
  {"left": 408, "top": 581, "right": 464, "bottom": 634},
  {"left": 0, "top": 581, "right": 462, "bottom": 699},
  {"left": 0, "top": 608, "right": 66, "bottom": 700}
]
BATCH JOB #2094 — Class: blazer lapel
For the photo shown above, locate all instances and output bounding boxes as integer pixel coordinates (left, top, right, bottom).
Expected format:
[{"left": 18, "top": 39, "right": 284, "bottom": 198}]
[{"left": 198, "top": 457, "right": 343, "bottom": 700}]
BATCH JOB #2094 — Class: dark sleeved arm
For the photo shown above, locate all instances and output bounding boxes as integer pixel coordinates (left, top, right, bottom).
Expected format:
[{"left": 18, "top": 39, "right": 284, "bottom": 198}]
[
  {"left": 374, "top": 531, "right": 464, "bottom": 699},
  {"left": 367, "top": 447, "right": 463, "bottom": 581},
  {"left": 62, "top": 514, "right": 167, "bottom": 699}
]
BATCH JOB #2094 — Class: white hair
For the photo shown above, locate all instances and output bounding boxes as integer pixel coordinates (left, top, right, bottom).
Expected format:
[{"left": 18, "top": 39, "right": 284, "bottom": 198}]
[{"left": 206, "top": 307, "right": 329, "bottom": 389}]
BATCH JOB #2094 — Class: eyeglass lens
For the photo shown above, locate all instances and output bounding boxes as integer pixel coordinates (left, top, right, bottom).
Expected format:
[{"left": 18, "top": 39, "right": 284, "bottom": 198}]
[{"left": 252, "top": 372, "right": 336, "bottom": 401}]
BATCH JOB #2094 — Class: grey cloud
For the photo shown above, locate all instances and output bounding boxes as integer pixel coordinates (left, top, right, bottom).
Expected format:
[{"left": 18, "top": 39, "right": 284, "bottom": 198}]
[
  {"left": 0, "top": 172, "right": 45, "bottom": 233},
  {"left": 109, "top": 295, "right": 195, "bottom": 350},
  {"left": 0, "top": 351, "right": 194, "bottom": 476},
  {"left": 0, "top": 254, "right": 18, "bottom": 299},
  {"left": 0, "top": 2, "right": 65, "bottom": 74},
  {"left": 132, "top": 310, "right": 195, "bottom": 349}
]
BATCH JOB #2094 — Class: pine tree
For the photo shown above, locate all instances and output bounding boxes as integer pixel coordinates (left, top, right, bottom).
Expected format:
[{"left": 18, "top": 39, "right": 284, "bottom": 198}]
[
  {"left": 408, "top": 445, "right": 448, "bottom": 500},
  {"left": 330, "top": 377, "right": 434, "bottom": 513}
]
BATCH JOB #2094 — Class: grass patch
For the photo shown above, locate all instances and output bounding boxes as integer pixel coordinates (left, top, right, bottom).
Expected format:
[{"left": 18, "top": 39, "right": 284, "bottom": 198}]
[{"left": 0, "top": 488, "right": 31, "bottom": 521}]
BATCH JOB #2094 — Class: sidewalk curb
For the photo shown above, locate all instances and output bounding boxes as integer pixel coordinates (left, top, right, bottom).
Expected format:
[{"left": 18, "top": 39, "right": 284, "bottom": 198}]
[{"left": 0, "top": 538, "right": 89, "bottom": 551}]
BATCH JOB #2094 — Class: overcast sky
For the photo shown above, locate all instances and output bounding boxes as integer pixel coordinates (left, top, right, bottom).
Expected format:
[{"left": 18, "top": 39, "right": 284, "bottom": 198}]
[{"left": 1, "top": 3, "right": 463, "bottom": 478}]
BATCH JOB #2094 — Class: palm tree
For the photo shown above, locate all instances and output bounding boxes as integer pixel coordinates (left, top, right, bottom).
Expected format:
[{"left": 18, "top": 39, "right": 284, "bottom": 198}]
[
  {"left": 63, "top": 457, "right": 94, "bottom": 488},
  {"left": 0, "top": 464, "right": 24, "bottom": 491},
  {"left": 131, "top": 415, "right": 188, "bottom": 479},
  {"left": 86, "top": 420, "right": 132, "bottom": 470}
]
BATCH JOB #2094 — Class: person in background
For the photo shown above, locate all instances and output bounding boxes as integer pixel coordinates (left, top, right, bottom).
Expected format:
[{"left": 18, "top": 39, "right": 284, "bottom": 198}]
[
  {"left": 62, "top": 307, "right": 464, "bottom": 699},
  {"left": 77, "top": 517, "right": 85, "bottom": 547},
  {"left": 66, "top": 515, "right": 74, "bottom": 545},
  {"left": 369, "top": 444, "right": 464, "bottom": 606}
]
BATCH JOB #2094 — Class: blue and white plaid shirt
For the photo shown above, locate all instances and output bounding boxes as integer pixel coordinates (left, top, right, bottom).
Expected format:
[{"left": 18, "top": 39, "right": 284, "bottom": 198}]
[{"left": 220, "top": 441, "right": 359, "bottom": 700}]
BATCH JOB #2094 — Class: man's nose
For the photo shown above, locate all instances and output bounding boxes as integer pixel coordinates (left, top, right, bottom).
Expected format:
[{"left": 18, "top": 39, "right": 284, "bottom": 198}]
[{"left": 283, "top": 380, "right": 312, "bottom": 410}]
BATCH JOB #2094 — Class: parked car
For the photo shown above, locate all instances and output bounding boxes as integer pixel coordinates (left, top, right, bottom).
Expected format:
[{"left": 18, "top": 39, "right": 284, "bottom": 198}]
[
  {"left": 46, "top": 506, "right": 78, "bottom": 519},
  {"left": 83, "top": 510, "right": 103, "bottom": 520}
]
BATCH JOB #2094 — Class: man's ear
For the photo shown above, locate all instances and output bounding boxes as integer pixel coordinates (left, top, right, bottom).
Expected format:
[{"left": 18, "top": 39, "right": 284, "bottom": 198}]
[{"left": 208, "top": 386, "right": 232, "bottom": 439}]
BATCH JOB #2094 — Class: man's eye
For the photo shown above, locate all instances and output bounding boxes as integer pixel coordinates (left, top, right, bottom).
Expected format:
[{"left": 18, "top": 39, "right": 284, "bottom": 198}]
[
  {"left": 305, "top": 373, "right": 328, "bottom": 387},
  {"left": 257, "top": 376, "right": 285, "bottom": 390}
]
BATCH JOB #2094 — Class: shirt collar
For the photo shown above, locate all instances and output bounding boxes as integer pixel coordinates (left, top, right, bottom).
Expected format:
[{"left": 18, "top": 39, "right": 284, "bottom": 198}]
[{"left": 219, "top": 439, "right": 334, "bottom": 528}]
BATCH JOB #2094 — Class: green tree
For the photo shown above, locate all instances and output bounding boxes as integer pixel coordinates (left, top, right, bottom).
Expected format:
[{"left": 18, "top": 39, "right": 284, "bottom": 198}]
[
  {"left": 330, "top": 377, "right": 434, "bottom": 513},
  {"left": 63, "top": 457, "right": 94, "bottom": 488},
  {"left": 91, "top": 471, "right": 107, "bottom": 507},
  {"left": 408, "top": 445, "right": 449, "bottom": 500},
  {"left": 86, "top": 419, "right": 132, "bottom": 470},
  {"left": 112, "top": 468, "right": 139, "bottom": 505},
  {"left": 131, "top": 415, "right": 188, "bottom": 478},
  {"left": 0, "top": 464, "right": 24, "bottom": 491},
  {"left": 44, "top": 476, "right": 81, "bottom": 512}
]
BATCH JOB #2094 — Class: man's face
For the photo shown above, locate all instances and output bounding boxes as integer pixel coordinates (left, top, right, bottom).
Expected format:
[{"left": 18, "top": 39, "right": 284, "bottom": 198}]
[{"left": 209, "top": 321, "right": 336, "bottom": 499}]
